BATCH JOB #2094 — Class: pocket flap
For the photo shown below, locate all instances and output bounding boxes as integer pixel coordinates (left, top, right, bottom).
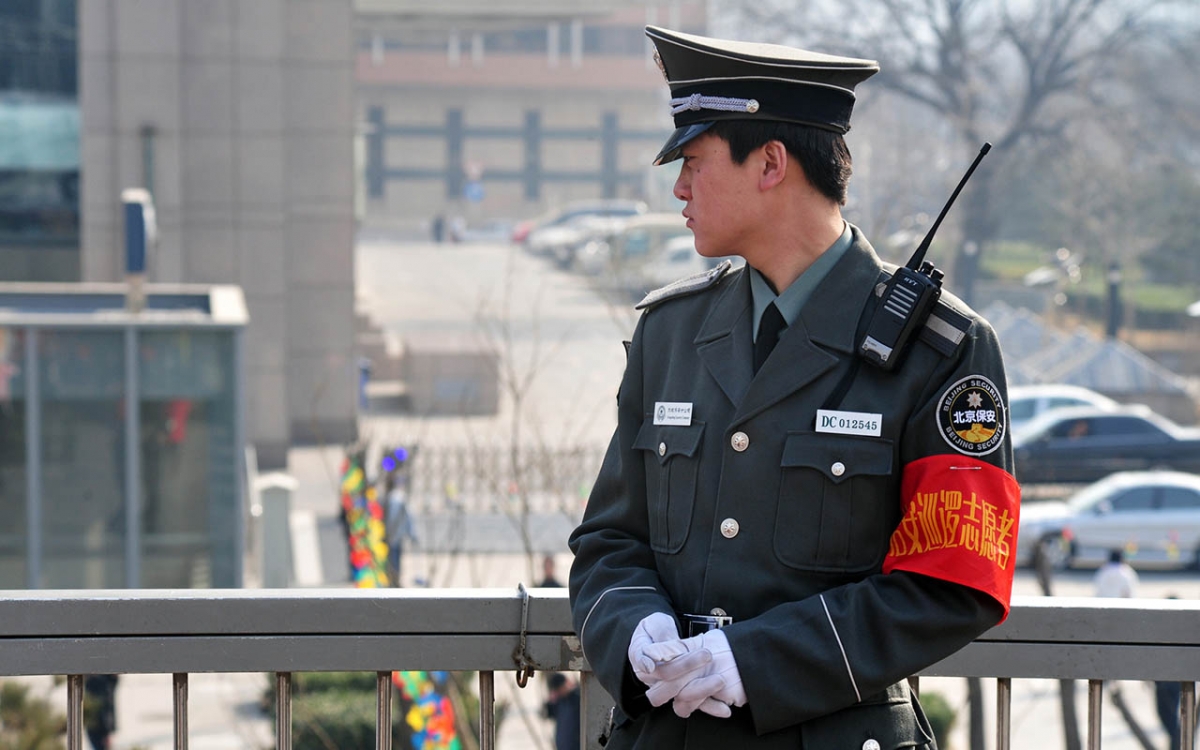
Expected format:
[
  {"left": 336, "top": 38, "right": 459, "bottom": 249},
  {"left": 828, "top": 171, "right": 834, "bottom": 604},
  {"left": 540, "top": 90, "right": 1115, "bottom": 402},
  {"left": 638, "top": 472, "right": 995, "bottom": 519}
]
[
  {"left": 634, "top": 421, "right": 706, "bottom": 465},
  {"left": 781, "top": 432, "right": 893, "bottom": 484},
  {"left": 801, "top": 700, "right": 922, "bottom": 749}
]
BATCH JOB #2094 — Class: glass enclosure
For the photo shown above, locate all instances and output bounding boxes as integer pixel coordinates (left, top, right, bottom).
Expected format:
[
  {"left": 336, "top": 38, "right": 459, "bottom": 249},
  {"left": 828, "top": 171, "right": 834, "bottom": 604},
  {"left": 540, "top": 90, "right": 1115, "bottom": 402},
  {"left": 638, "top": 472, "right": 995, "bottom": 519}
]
[{"left": 0, "top": 289, "right": 245, "bottom": 589}]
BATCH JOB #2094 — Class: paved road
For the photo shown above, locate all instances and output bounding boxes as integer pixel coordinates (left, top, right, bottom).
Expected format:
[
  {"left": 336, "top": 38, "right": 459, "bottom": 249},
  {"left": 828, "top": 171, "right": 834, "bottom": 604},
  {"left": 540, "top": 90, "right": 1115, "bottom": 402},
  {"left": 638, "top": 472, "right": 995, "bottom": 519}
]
[
  {"left": 356, "top": 235, "right": 636, "bottom": 449},
  {"left": 267, "top": 235, "right": 1200, "bottom": 750}
]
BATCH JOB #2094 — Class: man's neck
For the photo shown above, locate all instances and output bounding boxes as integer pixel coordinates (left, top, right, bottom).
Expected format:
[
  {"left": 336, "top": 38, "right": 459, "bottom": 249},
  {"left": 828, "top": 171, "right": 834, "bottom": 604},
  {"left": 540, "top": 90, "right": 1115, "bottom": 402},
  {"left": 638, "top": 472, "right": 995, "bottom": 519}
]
[{"left": 751, "top": 207, "right": 846, "bottom": 294}]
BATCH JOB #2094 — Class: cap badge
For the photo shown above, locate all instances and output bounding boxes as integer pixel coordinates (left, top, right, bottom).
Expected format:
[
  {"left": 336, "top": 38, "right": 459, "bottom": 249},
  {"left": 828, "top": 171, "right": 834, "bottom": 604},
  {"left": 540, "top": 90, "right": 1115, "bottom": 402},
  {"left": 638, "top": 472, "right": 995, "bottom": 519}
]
[{"left": 653, "top": 50, "right": 669, "bottom": 82}]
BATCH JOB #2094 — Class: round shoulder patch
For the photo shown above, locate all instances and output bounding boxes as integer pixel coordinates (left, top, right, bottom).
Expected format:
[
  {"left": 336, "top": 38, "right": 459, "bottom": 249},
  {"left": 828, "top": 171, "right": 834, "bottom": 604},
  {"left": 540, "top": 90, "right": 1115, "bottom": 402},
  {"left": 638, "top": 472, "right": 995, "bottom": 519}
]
[{"left": 937, "top": 375, "right": 1006, "bottom": 456}]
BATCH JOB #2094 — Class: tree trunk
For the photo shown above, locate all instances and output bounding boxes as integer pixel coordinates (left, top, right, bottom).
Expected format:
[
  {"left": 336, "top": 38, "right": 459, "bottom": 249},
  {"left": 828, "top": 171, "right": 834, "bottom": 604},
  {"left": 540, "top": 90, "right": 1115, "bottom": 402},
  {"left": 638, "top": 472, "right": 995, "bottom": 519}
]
[
  {"left": 968, "top": 677, "right": 985, "bottom": 750},
  {"left": 1108, "top": 684, "right": 1156, "bottom": 750},
  {"left": 1060, "top": 680, "right": 1083, "bottom": 750},
  {"left": 1034, "top": 542, "right": 1083, "bottom": 750},
  {"left": 952, "top": 172, "right": 999, "bottom": 308}
]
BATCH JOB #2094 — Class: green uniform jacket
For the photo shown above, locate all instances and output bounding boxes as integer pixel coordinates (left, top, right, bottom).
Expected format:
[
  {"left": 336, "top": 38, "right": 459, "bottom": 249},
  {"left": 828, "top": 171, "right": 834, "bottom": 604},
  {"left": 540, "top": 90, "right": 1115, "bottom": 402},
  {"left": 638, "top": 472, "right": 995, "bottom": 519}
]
[{"left": 569, "top": 227, "right": 1016, "bottom": 749}]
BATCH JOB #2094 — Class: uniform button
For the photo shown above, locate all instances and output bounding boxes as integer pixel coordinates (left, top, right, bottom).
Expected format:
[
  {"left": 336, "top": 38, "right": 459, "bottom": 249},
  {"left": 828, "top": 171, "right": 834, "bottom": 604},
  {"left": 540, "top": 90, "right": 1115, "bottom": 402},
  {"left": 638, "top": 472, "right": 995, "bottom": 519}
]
[
  {"left": 658, "top": 442, "right": 667, "bottom": 457},
  {"left": 862, "top": 741, "right": 880, "bottom": 750},
  {"left": 831, "top": 461, "right": 846, "bottom": 477},
  {"left": 710, "top": 607, "right": 727, "bottom": 617},
  {"left": 731, "top": 432, "right": 749, "bottom": 452},
  {"left": 720, "top": 518, "right": 739, "bottom": 538}
]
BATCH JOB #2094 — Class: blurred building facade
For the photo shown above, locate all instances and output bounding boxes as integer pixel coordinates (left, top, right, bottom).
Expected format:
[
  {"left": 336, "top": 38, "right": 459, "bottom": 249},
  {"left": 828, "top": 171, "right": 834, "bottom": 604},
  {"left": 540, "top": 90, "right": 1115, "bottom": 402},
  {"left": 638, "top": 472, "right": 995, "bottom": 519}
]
[
  {"left": 2, "top": 0, "right": 359, "bottom": 469},
  {"left": 0, "top": 0, "right": 79, "bottom": 281},
  {"left": 354, "top": 0, "right": 707, "bottom": 231},
  {"left": 1, "top": 0, "right": 703, "bottom": 472}
]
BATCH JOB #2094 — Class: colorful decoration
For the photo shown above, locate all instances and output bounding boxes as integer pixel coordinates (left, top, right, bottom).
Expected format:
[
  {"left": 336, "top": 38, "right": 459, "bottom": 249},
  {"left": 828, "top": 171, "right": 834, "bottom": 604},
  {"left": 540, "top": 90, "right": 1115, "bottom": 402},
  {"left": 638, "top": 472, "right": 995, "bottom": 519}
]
[
  {"left": 339, "top": 452, "right": 389, "bottom": 588},
  {"left": 338, "top": 449, "right": 461, "bottom": 750},
  {"left": 393, "top": 671, "right": 462, "bottom": 750}
]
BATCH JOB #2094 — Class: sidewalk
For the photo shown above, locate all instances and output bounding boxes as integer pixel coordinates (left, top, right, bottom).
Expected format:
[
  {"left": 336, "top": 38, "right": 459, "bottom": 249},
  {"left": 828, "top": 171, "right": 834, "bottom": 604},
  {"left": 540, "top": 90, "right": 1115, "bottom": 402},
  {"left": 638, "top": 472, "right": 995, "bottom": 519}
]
[{"left": 58, "top": 230, "right": 1189, "bottom": 749}]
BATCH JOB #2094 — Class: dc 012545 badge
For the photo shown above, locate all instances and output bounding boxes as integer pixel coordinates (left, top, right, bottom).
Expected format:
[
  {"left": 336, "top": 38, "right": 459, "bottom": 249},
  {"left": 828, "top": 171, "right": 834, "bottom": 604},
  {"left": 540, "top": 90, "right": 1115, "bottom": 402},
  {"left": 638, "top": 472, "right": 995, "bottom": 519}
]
[{"left": 937, "top": 375, "right": 1006, "bottom": 456}]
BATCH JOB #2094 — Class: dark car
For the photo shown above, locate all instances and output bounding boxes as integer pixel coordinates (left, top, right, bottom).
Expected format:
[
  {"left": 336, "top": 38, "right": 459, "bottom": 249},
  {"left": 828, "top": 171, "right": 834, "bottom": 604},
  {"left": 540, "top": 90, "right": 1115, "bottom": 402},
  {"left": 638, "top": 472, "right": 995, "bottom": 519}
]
[{"left": 1012, "top": 405, "right": 1200, "bottom": 484}]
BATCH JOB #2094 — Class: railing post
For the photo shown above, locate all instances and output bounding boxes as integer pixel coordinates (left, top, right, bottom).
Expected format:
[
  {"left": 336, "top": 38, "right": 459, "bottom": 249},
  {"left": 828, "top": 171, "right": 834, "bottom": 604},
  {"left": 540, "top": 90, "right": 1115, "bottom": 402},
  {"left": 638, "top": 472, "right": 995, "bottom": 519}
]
[
  {"left": 1181, "top": 681, "right": 1196, "bottom": 750},
  {"left": 276, "top": 672, "right": 292, "bottom": 750},
  {"left": 1087, "top": 680, "right": 1103, "bottom": 750},
  {"left": 581, "top": 670, "right": 615, "bottom": 750},
  {"left": 996, "top": 677, "right": 1011, "bottom": 750},
  {"left": 376, "top": 671, "right": 393, "bottom": 750},
  {"left": 66, "top": 674, "right": 83, "bottom": 750},
  {"left": 174, "top": 673, "right": 188, "bottom": 750},
  {"left": 479, "top": 671, "right": 495, "bottom": 750}
]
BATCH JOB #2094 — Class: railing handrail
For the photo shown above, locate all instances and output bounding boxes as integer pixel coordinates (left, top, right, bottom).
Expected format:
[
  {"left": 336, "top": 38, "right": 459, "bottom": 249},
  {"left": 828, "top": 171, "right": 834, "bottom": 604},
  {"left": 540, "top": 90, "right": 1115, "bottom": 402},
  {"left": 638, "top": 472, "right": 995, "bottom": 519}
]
[
  {"left": 2, "top": 589, "right": 1199, "bottom": 679},
  {"left": 3, "top": 589, "right": 1198, "bottom": 750}
]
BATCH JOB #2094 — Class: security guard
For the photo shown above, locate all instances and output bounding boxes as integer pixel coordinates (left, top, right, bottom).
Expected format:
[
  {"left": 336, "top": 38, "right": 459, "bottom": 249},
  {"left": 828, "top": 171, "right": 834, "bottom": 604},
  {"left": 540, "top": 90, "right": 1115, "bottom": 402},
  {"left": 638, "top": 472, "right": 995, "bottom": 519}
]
[{"left": 568, "top": 26, "right": 1021, "bottom": 750}]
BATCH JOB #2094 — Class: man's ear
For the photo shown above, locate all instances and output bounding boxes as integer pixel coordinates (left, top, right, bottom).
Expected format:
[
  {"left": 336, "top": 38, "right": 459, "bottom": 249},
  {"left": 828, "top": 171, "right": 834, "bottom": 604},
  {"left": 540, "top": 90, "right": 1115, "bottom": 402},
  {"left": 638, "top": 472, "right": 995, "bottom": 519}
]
[{"left": 759, "top": 140, "right": 788, "bottom": 191}]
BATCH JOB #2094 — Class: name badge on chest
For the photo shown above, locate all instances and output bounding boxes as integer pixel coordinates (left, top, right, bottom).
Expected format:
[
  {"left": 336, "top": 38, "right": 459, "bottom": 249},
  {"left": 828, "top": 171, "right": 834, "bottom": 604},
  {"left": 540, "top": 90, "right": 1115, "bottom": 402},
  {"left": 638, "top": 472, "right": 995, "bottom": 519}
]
[
  {"left": 654, "top": 402, "right": 693, "bottom": 426},
  {"left": 816, "top": 409, "right": 882, "bottom": 437}
]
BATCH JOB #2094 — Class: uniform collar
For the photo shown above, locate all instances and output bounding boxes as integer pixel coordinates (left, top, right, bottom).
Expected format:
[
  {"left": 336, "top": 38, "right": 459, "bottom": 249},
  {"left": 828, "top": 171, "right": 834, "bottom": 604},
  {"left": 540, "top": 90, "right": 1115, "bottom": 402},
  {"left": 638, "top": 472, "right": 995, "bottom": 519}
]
[
  {"left": 690, "top": 226, "right": 883, "bottom": 409},
  {"left": 799, "top": 223, "right": 887, "bottom": 354},
  {"left": 749, "top": 221, "right": 852, "bottom": 341}
]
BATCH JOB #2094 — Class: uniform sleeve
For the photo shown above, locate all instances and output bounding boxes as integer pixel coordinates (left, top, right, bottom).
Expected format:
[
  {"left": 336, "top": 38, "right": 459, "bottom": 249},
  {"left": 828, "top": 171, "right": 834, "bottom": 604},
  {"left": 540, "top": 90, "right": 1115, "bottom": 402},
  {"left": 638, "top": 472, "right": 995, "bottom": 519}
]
[
  {"left": 724, "top": 315, "right": 1017, "bottom": 735},
  {"left": 568, "top": 314, "right": 680, "bottom": 719}
]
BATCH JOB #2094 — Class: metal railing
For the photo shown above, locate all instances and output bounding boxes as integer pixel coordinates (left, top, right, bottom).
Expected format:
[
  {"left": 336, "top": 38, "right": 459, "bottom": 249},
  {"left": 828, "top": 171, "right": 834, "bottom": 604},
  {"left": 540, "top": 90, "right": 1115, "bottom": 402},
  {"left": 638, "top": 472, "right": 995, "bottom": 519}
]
[{"left": 1, "top": 589, "right": 1197, "bottom": 750}]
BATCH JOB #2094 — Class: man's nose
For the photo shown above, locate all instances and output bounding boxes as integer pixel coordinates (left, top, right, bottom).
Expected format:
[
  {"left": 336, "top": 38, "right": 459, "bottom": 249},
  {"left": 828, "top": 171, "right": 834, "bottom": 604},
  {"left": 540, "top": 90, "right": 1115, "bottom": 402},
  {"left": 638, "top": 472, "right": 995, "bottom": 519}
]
[{"left": 673, "top": 171, "right": 689, "bottom": 201}]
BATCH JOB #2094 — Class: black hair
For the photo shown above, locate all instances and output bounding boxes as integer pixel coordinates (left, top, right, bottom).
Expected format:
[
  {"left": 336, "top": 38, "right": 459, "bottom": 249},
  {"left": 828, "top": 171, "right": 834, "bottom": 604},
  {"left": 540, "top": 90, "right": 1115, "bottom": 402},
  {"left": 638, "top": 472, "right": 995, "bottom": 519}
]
[{"left": 707, "top": 120, "right": 852, "bottom": 205}]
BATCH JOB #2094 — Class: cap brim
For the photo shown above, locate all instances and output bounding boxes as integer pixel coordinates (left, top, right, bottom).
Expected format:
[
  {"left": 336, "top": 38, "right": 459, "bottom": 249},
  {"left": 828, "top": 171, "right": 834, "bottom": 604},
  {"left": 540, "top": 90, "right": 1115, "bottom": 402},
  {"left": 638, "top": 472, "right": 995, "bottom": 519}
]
[{"left": 653, "top": 123, "right": 714, "bottom": 165}]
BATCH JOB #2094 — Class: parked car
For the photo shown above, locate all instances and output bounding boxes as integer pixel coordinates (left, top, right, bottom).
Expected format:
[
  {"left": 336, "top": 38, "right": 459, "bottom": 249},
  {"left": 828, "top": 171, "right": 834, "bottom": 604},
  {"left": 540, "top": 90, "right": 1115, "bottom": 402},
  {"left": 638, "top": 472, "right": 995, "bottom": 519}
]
[
  {"left": 1016, "top": 470, "right": 1200, "bottom": 570},
  {"left": 1007, "top": 384, "right": 1118, "bottom": 432},
  {"left": 573, "top": 213, "right": 692, "bottom": 296},
  {"left": 518, "top": 199, "right": 648, "bottom": 253},
  {"left": 635, "top": 235, "right": 745, "bottom": 292},
  {"left": 1012, "top": 405, "right": 1200, "bottom": 484},
  {"left": 547, "top": 215, "right": 629, "bottom": 269}
]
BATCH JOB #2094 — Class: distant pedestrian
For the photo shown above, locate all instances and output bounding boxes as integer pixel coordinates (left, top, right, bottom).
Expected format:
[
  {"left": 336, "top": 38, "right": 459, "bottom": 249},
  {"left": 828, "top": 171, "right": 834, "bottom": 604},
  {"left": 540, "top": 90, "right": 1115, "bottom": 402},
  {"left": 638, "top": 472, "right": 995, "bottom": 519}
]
[
  {"left": 1155, "top": 679, "right": 1182, "bottom": 749},
  {"left": 543, "top": 672, "right": 581, "bottom": 750},
  {"left": 538, "top": 554, "right": 563, "bottom": 588},
  {"left": 1155, "top": 595, "right": 1184, "bottom": 750},
  {"left": 384, "top": 476, "right": 418, "bottom": 587},
  {"left": 1094, "top": 549, "right": 1139, "bottom": 598},
  {"left": 84, "top": 674, "right": 118, "bottom": 750}
]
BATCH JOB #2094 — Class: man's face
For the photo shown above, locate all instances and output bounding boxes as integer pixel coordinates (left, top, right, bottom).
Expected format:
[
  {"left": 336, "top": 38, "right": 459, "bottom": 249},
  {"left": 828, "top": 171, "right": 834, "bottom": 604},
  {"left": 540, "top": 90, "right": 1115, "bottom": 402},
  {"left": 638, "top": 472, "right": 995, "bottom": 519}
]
[{"left": 673, "top": 132, "right": 761, "bottom": 259}]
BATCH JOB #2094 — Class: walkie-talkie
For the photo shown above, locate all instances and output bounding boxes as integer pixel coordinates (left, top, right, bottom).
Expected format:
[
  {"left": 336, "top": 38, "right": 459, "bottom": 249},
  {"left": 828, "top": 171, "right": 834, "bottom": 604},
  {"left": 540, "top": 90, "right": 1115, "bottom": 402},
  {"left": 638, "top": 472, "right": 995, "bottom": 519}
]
[{"left": 858, "top": 143, "right": 991, "bottom": 371}]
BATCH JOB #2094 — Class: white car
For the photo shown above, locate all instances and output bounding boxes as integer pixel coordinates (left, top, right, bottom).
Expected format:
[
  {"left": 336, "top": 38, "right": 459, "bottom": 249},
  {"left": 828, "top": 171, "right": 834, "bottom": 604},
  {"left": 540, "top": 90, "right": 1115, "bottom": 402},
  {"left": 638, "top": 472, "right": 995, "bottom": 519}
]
[
  {"left": 1016, "top": 470, "right": 1200, "bottom": 570},
  {"left": 636, "top": 235, "right": 744, "bottom": 291},
  {"left": 1007, "top": 384, "right": 1118, "bottom": 433}
]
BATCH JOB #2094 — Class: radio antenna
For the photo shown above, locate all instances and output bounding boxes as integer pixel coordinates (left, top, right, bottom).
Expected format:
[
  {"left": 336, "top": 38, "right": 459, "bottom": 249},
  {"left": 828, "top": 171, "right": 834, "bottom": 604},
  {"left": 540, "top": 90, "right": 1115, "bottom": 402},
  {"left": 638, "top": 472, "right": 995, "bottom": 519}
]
[{"left": 906, "top": 143, "right": 991, "bottom": 271}]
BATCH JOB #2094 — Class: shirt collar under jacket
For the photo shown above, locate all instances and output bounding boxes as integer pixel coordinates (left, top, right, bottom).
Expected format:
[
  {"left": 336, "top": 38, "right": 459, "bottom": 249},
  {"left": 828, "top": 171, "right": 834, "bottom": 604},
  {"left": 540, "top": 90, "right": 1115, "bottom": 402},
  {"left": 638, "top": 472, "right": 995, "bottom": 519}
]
[{"left": 750, "top": 221, "right": 853, "bottom": 342}]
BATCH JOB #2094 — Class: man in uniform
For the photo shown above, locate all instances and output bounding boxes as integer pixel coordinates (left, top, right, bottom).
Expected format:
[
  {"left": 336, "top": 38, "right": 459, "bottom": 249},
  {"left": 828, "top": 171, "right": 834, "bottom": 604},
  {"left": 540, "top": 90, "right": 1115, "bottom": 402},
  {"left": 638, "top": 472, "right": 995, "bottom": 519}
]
[{"left": 568, "top": 25, "right": 1021, "bottom": 749}]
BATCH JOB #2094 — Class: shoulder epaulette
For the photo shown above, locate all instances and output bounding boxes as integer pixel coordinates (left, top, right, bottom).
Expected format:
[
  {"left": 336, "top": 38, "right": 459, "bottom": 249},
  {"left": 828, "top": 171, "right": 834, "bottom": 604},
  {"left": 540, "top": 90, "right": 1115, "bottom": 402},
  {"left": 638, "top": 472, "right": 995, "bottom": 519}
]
[
  {"left": 635, "top": 259, "right": 736, "bottom": 310},
  {"left": 919, "top": 301, "right": 971, "bottom": 357}
]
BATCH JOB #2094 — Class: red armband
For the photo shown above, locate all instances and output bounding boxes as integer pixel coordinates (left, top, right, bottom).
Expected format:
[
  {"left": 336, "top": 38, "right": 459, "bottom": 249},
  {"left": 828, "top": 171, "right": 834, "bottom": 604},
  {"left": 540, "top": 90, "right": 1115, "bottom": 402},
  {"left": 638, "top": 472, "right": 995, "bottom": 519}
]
[{"left": 883, "top": 455, "right": 1021, "bottom": 619}]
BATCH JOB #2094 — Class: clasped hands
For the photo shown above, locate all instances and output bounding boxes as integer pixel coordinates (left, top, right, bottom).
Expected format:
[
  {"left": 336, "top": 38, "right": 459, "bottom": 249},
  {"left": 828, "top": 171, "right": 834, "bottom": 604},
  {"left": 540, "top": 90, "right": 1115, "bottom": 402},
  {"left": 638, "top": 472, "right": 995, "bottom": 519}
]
[{"left": 627, "top": 612, "right": 747, "bottom": 718}]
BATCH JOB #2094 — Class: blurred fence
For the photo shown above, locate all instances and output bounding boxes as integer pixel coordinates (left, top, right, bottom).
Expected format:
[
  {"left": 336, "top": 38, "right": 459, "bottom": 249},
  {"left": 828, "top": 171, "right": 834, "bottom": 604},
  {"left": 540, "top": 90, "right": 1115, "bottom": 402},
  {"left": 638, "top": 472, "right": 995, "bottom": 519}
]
[{"left": 404, "top": 444, "right": 607, "bottom": 516}]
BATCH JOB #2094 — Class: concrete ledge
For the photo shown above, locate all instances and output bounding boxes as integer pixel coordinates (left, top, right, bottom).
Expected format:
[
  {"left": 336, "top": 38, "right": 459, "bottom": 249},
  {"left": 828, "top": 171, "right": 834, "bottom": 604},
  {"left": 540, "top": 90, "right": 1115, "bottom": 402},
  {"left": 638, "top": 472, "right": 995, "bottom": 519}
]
[{"left": 401, "top": 334, "right": 499, "bottom": 416}]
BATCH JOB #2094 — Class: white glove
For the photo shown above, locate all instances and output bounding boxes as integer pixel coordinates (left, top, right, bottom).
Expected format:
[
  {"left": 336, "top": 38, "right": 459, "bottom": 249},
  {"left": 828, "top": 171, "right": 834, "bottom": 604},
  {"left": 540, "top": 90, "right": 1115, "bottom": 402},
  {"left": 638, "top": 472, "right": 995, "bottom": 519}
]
[
  {"left": 642, "top": 629, "right": 747, "bottom": 718},
  {"left": 627, "top": 612, "right": 680, "bottom": 687}
]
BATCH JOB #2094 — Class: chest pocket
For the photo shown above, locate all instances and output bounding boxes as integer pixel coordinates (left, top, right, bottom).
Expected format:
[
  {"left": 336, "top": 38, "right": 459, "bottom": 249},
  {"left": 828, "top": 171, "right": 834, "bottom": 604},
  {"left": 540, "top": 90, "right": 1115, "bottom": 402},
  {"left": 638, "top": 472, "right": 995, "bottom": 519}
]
[
  {"left": 775, "top": 432, "right": 895, "bottom": 573},
  {"left": 633, "top": 420, "right": 705, "bottom": 554}
]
